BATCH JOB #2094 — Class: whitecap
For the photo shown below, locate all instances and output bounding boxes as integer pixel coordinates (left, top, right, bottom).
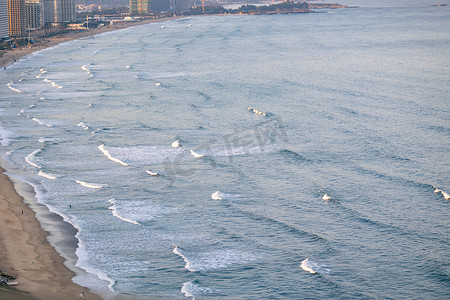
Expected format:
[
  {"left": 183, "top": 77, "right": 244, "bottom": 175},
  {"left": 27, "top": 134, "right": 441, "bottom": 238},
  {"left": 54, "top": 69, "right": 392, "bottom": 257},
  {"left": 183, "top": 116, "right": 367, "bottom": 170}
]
[
  {"left": 107, "top": 199, "right": 140, "bottom": 225},
  {"left": 181, "top": 281, "right": 211, "bottom": 299},
  {"left": 146, "top": 170, "right": 159, "bottom": 176},
  {"left": 211, "top": 191, "right": 224, "bottom": 200},
  {"left": 25, "top": 148, "right": 42, "bottom": 168},
  {"left": 300, "top": 258, "right": 330, "bottom": 274},
  {"left": 172, "top": 140, "right": 182, "bottom": 148},
  {"left": 7, "top": 83, "right": 22, "bottom": 93},
  {"left": 98, "top": 144, "right": 130, "bottom": 167},
  {"left": 190, "top": 150, "right": 205, "bottom": 158},
  {"left": 211, "top": 191, "right": 241, "bottom": 201},
  {"left": 38, "top": 170, "right": 57, "bottom": 180},
  {"left": 441, "top": 191, "right": 450, "bottom": 200},
  {"left": 173, "top": 246, "right": 258, "bottom": 272},
  {"left": 77, "top": 121, "right": 90, "bottom": 130},
  {"left": 76, "top": 180, "right": 106, "bottom": 189},
  {"left": 32, "top": 117, "right": 54, "bottom": 127},
  {"left": 322, "top": 193, "right": 332, "bottom": 201}
]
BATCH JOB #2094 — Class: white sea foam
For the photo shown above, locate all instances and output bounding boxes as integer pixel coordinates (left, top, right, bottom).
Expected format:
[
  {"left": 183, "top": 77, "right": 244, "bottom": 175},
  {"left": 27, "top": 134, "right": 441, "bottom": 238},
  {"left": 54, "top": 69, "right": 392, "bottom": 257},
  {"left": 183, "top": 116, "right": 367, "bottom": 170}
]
[
  {"left": 211, "top": 191, "right": 224, "bottom": 200},
  {"left": 441, "top": 191, "right": 450, "bottom": 200},
  {"left": 211, "top": 191, "right": 241, "bottom": 201},
  {"left": 248, "top": 107, "right": 267, "bottom": 116},
  {"left": 190, "top": 150, "right": 205, "bottom": 158},
  {"left": 25, "top": 148, "right": 42, "bottom": 168},
  {"left": 76, "top": 180, "right": 106, "bottom": 189},
  {"left": 73, "top": 225, "right": 117, "bottom": 294},
  {"left": 172, "top": 140, "right": 182, "bottom": 148},
  {"left": 0, "top": 126, "right": 14, "bottom": 146},
  {"left": 38, "top": 170, "right": 57, "bottom": 180},
  {"left": 300, "top": 258, "right": 330, "bottom": 274},
  {"left": 146, "top": 170, "right": 159, "bottom": 176},
  {"left": 98, "top": 144, "right": 130, "bottom": 167},
  {"left": 322, "top": 193, "right": 332, "bottom": 201},
  {"left": 173, "top": 246, "right": 258, "bottom": 272},
  {"left": 77, "top": 122, "right": 90, "bottom": 130},
  {"left": 7, "top": 83, "right": 22, "bottom": 93},
  {"left": 181, "top": 281, "right": 212, "bottom": 299},
  {"left": 97, "top": 145, "right": 183, "bottom": 166},
  {"left": 32, "top": 117, "right": 54, "bottom": 127},
  {"left": 107, "top": 199, "right": 140, "bottom": 225},
  {"left": 22, "top": 182, "right": 117, "bottom": 295}
]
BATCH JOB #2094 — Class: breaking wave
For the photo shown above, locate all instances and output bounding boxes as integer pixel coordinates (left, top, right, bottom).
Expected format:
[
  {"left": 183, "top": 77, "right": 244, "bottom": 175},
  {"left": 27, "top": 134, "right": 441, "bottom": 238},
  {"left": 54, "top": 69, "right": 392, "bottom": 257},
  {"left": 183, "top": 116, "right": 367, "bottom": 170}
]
[
  {"left": 98, "top": 144, "right": 130, "bottom": 167},
  {"left": 38, "top": 170, "right": 57, "bottom": 180},
  {"left": 25, "top": 148, "right": 43, "bottom": 168},
  {"left": 7, "top": 83, "right": 22, "bottom": 93},
  {"left": 300, "top": 258, "right": 331, "bottom": 274},
  {"left": 173, "top": 245, "right": 258, "bottom": 272},
  {"left": 76, "top": 180, "right": 106, "bottom": 189},
  {"left": 181, "top": 281, "right": 212, "bottom": 299},
  {"left": 107, "top": 198, "right": 140, "bottom": 225}
]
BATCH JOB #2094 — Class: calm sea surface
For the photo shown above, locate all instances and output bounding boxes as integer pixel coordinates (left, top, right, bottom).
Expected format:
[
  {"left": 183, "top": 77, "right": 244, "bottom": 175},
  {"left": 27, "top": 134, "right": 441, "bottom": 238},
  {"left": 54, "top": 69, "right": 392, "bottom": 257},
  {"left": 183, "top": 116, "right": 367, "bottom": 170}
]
[{"left": 1, "top": 1, "right": 449, "bottom": 299}]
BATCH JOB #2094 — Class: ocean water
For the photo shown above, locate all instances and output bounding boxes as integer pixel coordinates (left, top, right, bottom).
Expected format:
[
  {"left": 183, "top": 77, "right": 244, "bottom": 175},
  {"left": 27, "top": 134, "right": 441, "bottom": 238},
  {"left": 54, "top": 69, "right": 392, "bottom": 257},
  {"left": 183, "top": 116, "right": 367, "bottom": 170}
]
[{"left": 1, "top": 1, "right": 449, "bottom": 299}]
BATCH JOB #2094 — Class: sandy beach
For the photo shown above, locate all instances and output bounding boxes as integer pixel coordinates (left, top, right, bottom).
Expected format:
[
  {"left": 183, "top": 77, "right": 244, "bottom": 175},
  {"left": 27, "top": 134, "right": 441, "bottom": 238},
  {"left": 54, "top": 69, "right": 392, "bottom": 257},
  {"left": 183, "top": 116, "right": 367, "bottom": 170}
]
[
  {"left": 0, "top": 16, "right": 183, "bottom": 299},
  {"left": 0, "top": 16, "right": 181, "bottom": 68},
  {"left": 0, "top": 168, "right": 102, "bottom": 299}
]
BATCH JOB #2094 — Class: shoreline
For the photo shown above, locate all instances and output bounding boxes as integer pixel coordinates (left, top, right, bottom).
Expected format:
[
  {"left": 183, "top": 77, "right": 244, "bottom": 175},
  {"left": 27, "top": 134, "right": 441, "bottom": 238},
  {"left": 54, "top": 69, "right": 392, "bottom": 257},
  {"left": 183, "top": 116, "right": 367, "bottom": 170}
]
[
  {"left": 0, "top": 167, "right": 101, "bottom": 299},
  {"left": 0, "top": 16, "right": 186, "bottom": 300},
  {"left": 0, "top": 16, "right": 182, "bottom": 68}
]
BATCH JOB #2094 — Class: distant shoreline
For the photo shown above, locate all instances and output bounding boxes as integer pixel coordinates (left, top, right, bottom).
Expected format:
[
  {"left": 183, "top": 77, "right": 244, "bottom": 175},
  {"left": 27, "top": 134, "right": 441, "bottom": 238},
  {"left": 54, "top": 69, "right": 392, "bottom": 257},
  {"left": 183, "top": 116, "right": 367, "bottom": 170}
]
[
  {"left": 0, "top": 16, "right": 182, "bottom": 69},
  {"left": 0, "top": 2, "right": 356, "bottom": 68}
]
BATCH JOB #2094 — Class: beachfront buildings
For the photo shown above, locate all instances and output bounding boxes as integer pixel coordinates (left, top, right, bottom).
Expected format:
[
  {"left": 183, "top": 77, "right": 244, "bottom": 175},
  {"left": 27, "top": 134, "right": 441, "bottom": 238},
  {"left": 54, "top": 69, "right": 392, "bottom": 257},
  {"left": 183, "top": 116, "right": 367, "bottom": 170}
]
[
  {"left": 42, "top": 0, "right": 76, "bottom": 24},
  {"left": 130, "top": 0, "right": 189, "bottom": 14},
  {"left": 129, "top": 0, "right": 149, "bottom": 14},
  {"left": 0, "top": 0, "right": 9, "bottom": 38},
  {"left": 7, "top": 0, "right": 26, "bottom": 37},
  {"left": 25, "top": 0, "right": 40, "bottom": 29}
]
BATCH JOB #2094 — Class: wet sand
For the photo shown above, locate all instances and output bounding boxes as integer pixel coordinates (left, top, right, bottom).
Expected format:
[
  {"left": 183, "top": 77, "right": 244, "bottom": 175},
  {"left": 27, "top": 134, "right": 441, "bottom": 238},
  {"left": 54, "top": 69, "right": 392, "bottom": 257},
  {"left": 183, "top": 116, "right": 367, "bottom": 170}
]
[
  {"left": 0, "top": 16, "right": 185, "bottom": 299},
  {"left": 0, "top": 168, "right": 101, "bottom": 299}
]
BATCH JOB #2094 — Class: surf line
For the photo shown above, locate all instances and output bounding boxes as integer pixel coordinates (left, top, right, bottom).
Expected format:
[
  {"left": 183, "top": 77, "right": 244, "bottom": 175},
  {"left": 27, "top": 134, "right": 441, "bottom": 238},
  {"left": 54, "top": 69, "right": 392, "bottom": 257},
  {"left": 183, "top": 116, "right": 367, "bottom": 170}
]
[
  {"left": 108, "top": 198, "right": 140, "bottom": 225},
  {"left": 98, "top": 144, "right": 129, "bottom": 167}
]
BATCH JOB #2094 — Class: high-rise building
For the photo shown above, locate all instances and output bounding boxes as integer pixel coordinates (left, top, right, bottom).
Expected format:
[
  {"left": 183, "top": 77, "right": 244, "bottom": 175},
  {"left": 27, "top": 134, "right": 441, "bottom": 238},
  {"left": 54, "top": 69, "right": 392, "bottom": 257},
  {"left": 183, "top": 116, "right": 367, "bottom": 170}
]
[
  {"left": 25, "top": 0, "right": 40, "bottom": 29},
  {"left": 42, "top": 0, "right": 75, "bottom": 25},
  {"left": 129, "top": 0, "right": 149, "bottom": 15},
  {"left": 0, "top": 0, "right": 9, "bottom": 38},
  {"left": 7, "top": 0, "right": 26, "bottom": 37},
  {"left": 173, "top": 0, "right": 190, "bottom": 12},
  {"left": 150, "top": 0, "right": 170, "bottom": 12}
]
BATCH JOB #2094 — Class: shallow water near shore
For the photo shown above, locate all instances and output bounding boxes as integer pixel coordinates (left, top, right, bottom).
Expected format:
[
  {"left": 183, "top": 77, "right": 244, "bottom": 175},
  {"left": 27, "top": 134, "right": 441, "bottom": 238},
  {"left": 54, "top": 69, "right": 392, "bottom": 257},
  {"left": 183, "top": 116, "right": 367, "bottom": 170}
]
[{"left": 1, "top": 1, "right": 449, "bottom": 299}]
